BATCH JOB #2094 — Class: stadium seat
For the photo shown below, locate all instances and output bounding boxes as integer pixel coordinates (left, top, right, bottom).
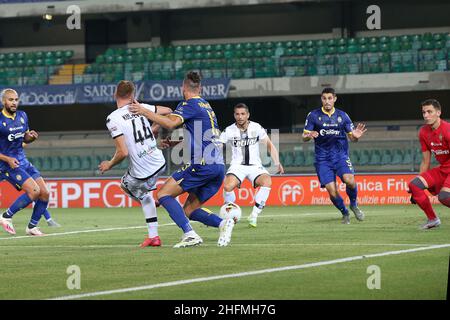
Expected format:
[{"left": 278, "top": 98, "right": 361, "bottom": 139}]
[
  {"left": 70, "top": 156, "right": 82, "bottom": 170},
  {"left": 304, "top": 150, "right": 315, "bottom": 166},
  {"left": 401, "top": 149, "right": 413, "bottom": 165},
  {"left": 350, "top": 150, "right": 359, "bottom": 165},
  {"left": 391, "top": 149, "right": 403, "bottom": 165},
  {"left": 369, "top": 150, "right": 381, "bottom": 165},
  {"left": 380, "top": 149, "right": 392, "bottom": 165},
  {"left": 41, "top": 157, "right": 53, "bottom": 171},
  {"left": 283, "top": 151, "right": 294, "bottom": 167},
  {"left": 293, "top": 151, "right": 305, "bottom": 166},
  {"left": 60, "top": 156, "right": 72, "bottom": 171},
  {"left": 80, "top": 156, "right": 93, "bottom": 171},
  {"left": 358, "top": 150, "right": 370, "bottom": 165}
]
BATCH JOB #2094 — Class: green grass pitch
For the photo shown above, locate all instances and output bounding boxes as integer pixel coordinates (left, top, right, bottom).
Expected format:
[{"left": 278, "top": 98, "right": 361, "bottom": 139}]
[{"left": 0, "top": 205, "right": 448, "bottom": 300}]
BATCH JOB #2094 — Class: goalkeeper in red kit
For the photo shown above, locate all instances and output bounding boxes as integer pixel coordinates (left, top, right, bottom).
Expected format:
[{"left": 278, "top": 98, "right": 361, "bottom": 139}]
[{"left": 408, "top": 99, "right": 450, "bottom": 229}]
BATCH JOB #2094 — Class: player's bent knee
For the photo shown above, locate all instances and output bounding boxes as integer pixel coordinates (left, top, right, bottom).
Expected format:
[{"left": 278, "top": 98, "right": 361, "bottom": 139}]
[
  {"left": 223, "top": 184, "right": 235, "bottom": 192},
  {"left": 27, "top": 187, "right": 40, "bottom": 200},
  {"left": 39, "top": 189, "right": 50, "bottom": 201},
  {"left": 437, "top": 190, "right": 450, "bottom": 207},
  {"left": 409, "top": 177, "right": 427, "bottom": 190}
]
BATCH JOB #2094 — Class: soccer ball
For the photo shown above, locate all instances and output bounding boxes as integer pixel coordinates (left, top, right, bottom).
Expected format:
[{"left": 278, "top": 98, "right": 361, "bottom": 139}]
[{"left": 219, "top": 202, "right": 242, "bottom": 222}]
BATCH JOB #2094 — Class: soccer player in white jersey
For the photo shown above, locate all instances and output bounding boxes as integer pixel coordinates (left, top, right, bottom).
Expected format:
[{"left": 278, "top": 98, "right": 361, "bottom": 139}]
[
  {"left": 98, "top": 81, "right": 172, "bottom": 248},
  {"left": 219, "top": 103, "right": 284, "bottom": 227}
]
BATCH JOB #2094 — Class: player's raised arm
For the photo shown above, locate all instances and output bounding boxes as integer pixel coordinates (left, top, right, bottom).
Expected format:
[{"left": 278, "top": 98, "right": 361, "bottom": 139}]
[
  {"left": 348, "top": 123, "right": 367, "bottom": 142},
  {"left": 98, "top": 135, "right": 128, "bottom": 173},
  {"left": 129, "top": 100, "right": 182, "bottom": 130}
]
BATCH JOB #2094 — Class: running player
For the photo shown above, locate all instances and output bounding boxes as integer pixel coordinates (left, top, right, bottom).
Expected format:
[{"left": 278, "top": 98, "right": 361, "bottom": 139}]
[
  {"left": 0, "top": 89, "right": 51, "bottom": 236},
  {"left": 98, "top": 80, "right": 172, "bottom": 247},
  {"left": 128, "top": 71, "right": 235, "bottom": 247},
  {"left": 302, "top": 87, "right": 367, "bottom": 224},
  {"left": 220, "top": 103, "right": 284, "bottom": 227},
  {"left": 408, "top": 99, "right": 449, "bottom": 229}
]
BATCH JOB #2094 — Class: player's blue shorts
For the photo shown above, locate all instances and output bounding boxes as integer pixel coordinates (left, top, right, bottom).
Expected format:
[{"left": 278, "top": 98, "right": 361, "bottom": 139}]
[
  {"left": 172, "top": 163, "right": 225, "bottom": 203},
  {"left": 314, "top": 155, "right": 354, "bottom": 188},
  {"left": 0, "top": 160, "right": 41, "bottom": 191}
]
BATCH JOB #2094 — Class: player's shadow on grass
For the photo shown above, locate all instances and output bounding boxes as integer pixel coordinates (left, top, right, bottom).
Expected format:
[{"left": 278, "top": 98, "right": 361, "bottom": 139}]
[{"left": 311, "top": 217, "right": 343, "bottom": 223}]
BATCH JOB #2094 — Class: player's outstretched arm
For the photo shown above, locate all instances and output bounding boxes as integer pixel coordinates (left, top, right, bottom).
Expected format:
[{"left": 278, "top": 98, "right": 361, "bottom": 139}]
[
  {"left": 129, "top": 100, "right": 182, "bottom": 130},
  {"left": 155, "top": 106, "right": 173, "bottom": 116},
  {"left": 349, "top": 123, "right": 367, "bottom": 141},
  {"left": 264, "top": 137, "right": 284, "bottom": 174},
  {"left": 98, "top": 135, "right": 128, "bottom": 174}
]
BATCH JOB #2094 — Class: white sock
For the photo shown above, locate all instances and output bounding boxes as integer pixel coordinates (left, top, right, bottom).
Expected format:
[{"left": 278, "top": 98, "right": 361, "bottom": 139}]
[
  {"left": 185, "top": 230, "right": 198, "bottom": 237},
  {"left": 141, "top": 194, "right": 158, "bottom": 238},
  {"left": 251, "top": 186, "right": 271, "bottom": 218},
  {"left": 224, "top": 190, "right": 236, "bottom": 203}
]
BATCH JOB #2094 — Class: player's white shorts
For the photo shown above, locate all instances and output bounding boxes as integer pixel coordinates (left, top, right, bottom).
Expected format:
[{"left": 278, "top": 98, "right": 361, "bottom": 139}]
[
  {"left": 120, "top": 169, "right": 164, "bottom": 201},
  {"left": 226, "top": 164, "right": 270, "bottom": 188}
]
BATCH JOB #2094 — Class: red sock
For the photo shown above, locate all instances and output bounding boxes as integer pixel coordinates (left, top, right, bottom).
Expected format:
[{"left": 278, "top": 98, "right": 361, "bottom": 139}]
[{"left": 409, "top": 183, "right": 437, "bottom": 220}]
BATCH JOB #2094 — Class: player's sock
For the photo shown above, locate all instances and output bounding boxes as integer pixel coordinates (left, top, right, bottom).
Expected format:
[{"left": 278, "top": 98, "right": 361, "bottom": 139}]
[
  {"left": 330, "top": 195, "right": 349, "bottom": 215},
  {"left": 3, "top": 193, "right": 33, "bottom": 218},
  {"left": 141, "top": 194, "right": 158, "bottom": 237},
  {"left": 43, "top": 209, "right": 51, "bottom": 221},
  {"left": 409, "top": 180, "right": 437, "bottom": 220},
  {"left": 189, "top": 208, "right": 222, "bottom": 228},
  {"left": 437, "top": 191, "right": 450, "bottom": 208},
  {"left": 346, "top": 185, "right": 358, "bottom": 208},
  {"left": 251, "top": 186, "right": 271, "bottom": 218},
  {"left": 224, "top": 190, "right": 236, "bottom": 203},
  {"left": 28, "top": 200, "right": 48, "bottom": 228},
  {"left": 159, "top": 195, "right": 193, "bottom": 233}
]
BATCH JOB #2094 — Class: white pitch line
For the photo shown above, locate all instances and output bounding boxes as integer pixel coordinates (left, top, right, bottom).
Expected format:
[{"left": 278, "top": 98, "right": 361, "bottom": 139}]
[
  {"left": 0, "top": 212, "right": 338, "bottom": 241},
  {"left": 0, "top": 243, "right": 443, "bottom": 249},
  {"left": 0, "top": 223, "right": 175, "bottom": 241},
  {"left": 48, "top": 243, "right": 450, "bottom": 300}
]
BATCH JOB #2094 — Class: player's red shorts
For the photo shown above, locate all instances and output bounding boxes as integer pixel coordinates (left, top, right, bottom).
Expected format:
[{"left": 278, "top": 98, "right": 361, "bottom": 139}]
[{"left": 420, "top": 166, "right": 450, "bottom": 195}]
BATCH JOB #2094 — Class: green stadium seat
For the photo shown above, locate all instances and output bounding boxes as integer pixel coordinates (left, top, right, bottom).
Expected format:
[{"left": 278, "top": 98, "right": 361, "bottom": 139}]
[
  {"left": 6, "top": 53, "right": 16, "bottom": 60},
  {"left": 422, "top": 41, "right": 434, "bottom": 50},
  {"left": 380, "top": 149, "right": 392, "bottom": 165},
  {"left": 69, "top": 156, "right": 82, "bottom": 170},
  {"left": 337, "top": 38, "right": 347, "bottom": 46},
  {"left": 41, "top": 157, "right": 52, "bottom": 171},
  {"left": 391, "top": 149, "right": 403, "bottom": 165},
  {"left": 293, "top": 151, "right": 305, "bottom": 166},
  {"left": 80, "top": 156, "right": 93, "bottom": 170},
  {"left": 350, "top": 150, "right": 359, "bottom": 165},
  {"left": 358, "top": 150, "right": 370, "bottom": 165},
  {"left": 305, "top": 40, "right": 314, "bottom": 48},
  {"left": 60, "top": 156, "right": 72, "bottom": 171},
  {"left": 264, "top": 41, "right": 274, "bottom": 49},
  {"left": 369, "top": 150, "right": 381, "bottom": 165},
  {"left": 304, "top": 151, "right": 314, "bottom": 166},
  {"left": 283, "top": 151, "right": 294, "bottom": 167}
]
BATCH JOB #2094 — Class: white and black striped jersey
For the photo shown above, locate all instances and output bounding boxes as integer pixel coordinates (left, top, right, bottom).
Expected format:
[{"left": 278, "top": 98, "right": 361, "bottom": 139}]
[
  {"left": 106, "top": 104, "right": 166, "bottom": 179},
  {"left": 219, "top": 121, "right": 268, "bottom": 166}
]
